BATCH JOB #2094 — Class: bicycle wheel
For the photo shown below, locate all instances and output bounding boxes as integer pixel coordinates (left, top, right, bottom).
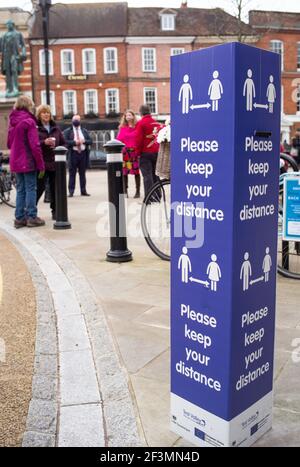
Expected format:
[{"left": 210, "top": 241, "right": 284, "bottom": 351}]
[
  {"left": 141, "top": 179, "right": 171, "bottom": 261},
  {"left": 0, "top": 171, "right": 17, "bottom": 208}
]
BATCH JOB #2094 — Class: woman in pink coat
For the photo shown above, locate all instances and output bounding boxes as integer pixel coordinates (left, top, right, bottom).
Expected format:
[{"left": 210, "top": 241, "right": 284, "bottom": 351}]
[
  {"left": 117, "top": 109, "right": 140, "bottom": 198},
  {"left": 7, "top": 95, "right": 45, "bottom": 228}
]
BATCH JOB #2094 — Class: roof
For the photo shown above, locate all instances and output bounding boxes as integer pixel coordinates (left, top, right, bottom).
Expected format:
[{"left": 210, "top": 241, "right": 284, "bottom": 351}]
[
  {"left": 249, "top": 10, "right": 300, "bottom": 31},
  {"left": 29, "top": 2, "right": 128, "bottom": 39},
  {"left": 128, "top": 7, "right": 254, "bottom": 37},
  {"left": 29, "top": 3, "right": 255, "bottom": 40}
]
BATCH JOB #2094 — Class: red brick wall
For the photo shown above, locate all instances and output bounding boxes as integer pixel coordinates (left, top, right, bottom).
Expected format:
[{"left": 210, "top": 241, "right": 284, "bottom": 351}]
[
  {"left": 256, "top": 32, "right": 300, "bottom": 119},
  {"left": 31, "top": 42, "right": 128, "bottom": 119}
]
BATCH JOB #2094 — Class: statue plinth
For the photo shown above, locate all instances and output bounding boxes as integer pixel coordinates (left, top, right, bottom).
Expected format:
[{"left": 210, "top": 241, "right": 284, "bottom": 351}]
[{"left": 0, "top": 98, "right": 16, "bottom": 153}]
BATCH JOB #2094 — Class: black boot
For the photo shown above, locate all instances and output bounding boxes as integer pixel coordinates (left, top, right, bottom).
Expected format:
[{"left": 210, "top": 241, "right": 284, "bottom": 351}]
[
  {"left": 134, "top": 174, "right": 141, "bottom": 199},
  {"left": 123, "top": 174, "right": 128, "bottom": 198}
]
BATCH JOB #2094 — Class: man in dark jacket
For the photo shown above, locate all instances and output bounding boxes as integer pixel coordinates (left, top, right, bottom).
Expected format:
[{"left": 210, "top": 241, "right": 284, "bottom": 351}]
[
  {"left": 63, "top": 115, "right": 92, "bottom": 197},
  {"left": 135, "top": 105, "right": 160, "bottom": 197}
]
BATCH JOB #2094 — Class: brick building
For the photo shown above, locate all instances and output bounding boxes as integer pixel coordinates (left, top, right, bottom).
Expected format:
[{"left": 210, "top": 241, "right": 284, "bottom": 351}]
[
  {"left": 249, "top": 10, "right": 300, "bottom": 142},
  {"left": 29, "top": 2, "right": 128, "bottom": 130},
  {"left": 28, "top": 2, "right": 255, "bottom": 124}
]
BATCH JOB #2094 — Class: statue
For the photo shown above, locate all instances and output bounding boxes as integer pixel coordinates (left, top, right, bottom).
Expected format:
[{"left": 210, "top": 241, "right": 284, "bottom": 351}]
[{"left": 0, "top": 20, "right": 27, "bottom": 98}]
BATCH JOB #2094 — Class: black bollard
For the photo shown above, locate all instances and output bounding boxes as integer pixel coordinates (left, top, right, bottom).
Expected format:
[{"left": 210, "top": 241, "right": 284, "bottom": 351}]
[
  {"left": 53, "top": 146, "right": 71, "bottom": 230},
  {"left": 104, "top": 139, "right": 132, "bottom": 263}
]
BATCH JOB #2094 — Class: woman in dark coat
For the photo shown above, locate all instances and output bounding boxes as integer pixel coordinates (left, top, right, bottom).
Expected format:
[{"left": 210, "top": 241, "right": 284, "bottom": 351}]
[{"left": 36, "top": 104, "right": 65, "bottom": 220}]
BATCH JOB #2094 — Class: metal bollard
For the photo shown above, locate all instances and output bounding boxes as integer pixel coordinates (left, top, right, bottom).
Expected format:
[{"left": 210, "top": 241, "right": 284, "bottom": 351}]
[
  {"left": 104, "top": 139, "right": 132, "bottom": 263},
  {"left": 54, "top": 146, "right": 71, "bottom": 230}
]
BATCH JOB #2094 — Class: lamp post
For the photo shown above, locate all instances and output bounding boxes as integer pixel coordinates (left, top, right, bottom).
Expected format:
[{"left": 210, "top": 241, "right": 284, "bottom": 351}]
[{"left": 39, "top": 0, "right": 52, "bottom": 105}]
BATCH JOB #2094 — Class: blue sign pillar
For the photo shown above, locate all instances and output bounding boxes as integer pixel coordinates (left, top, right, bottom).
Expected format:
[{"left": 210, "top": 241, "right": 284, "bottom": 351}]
[{"left": 171, "top": 43, "right": 280, "bottom": 447}]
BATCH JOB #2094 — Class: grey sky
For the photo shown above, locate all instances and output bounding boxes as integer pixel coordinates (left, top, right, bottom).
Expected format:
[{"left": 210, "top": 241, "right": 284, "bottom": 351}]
[{"left": 2, "top": 0, "right": 300, "bottom": 21}]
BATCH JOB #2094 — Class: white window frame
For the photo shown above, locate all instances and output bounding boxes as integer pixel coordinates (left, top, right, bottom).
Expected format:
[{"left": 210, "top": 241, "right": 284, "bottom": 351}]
[
  {"left": 161, "top": 14, "right": 175, "bottom": 31},
  {"left": 84, "top": 89, "right": 98, "bottom": 115},
  {"left": 171, "top": 48, "right": 185, "bottom": 56},
  {"left": 143, "top": 87, "right": 158, "bottom": 115},
  {"left": 63, "top": 90, "right": 77, "bottom": 115},
  {"left": 41, "top": 90, "right": 56, "bottom": 116},
  {"left": 104, "top": 47, "right": 118, "bottom": 74},
  {"left": 105, "top": 88, "right": 120, "bottom": 114},
  {"left": 142, "top": 48, "right": 156, "bottom": 73},
  {"left": 39, "top": 49, "right": 53, "bottom": 76},
  {"left": 61, "top": 49, "right": 75, "bottom": 76},
  {"left": 297, "top": 42, "right": 300, "bottom": 71},
  {"left": 270, "top": 40, "right": 284, "bottom": 71},
  {"left": 82, "top": 48, "right": 96, "bottom": 75}
]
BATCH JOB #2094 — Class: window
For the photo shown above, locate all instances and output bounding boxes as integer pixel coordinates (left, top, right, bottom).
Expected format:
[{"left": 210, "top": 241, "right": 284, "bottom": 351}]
[
  {"left": 41, "top": 90, "right": 56, "bottom": 116},
  {"left": 39, "top": 49, "right": 53, "bottom": 76},
  {"left": 270, "top": 40, "right": 284, "bottom": 70},
  {"left": 142, "top": 48, "right": 156, "bottom": 72},
  {"left": 171, "top": 48, "right": 185, "bottom": 56},
  {"left": 82, "top": 49, "right": 96, "bottom": 75},
  {"left": 297, "top": 43, "right": 300, "bottom": 71},
  {"left": 104, "top": 48, "right": 118, "bottom": 73},
  {"left": 161, "top": 14, "right": 175, "bottom": 31},
  {"left": 61, "top": 49, "right": 75, "bottom": 75},
  {"left": 144, "top": 87, "right": 157, "bottom": 114},
  {"left": 105, "top": 89, "right": 120, "bottom": 114},
  {"left": 84, "top": 89, "right": 98, "bottom": 115},
  {"left": 63, "top": 90, "right": 77, "bottom": 115}
]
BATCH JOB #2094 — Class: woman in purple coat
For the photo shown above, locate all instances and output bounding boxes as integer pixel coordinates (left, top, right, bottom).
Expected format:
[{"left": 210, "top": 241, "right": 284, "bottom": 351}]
[{"left": 7, "top": 95, "right": 45, "bottom": 228}]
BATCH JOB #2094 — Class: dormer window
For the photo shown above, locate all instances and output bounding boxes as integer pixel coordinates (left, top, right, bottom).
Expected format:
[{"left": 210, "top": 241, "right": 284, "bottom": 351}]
[
  {"left": 161, "top": 14, "right": 175, "bottom": 31},
  {"left": 159, "top": 9, "right": 177, "bottom": 31}
]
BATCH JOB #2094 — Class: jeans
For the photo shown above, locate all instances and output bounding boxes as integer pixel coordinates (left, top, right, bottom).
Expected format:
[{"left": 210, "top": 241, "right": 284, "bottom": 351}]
[{"left": 15, "top": 171, "right": 38, "bottom": 220}]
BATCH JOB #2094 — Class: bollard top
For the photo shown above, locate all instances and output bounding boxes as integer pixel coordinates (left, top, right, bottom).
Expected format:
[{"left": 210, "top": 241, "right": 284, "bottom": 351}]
[
  {"left": 54, "top": 146, "right": 68, "bottom": 155},
  {"left": 104, "top": 139, "right": 125, "bottom": 153}
]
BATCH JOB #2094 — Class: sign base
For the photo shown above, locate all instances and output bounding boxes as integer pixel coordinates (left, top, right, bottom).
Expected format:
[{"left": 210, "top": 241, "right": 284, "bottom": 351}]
[{"left": 171, "top": 392, "right": 273, "bottom": 447}]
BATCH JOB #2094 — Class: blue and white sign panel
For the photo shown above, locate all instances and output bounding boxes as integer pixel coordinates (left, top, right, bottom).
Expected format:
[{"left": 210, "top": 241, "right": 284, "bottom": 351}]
[
  {"left": 171, "top": 43, "right": 280, "bottom": 447},
  {"left": 283, "top": 174, "right": 300, "bottom": 242}
]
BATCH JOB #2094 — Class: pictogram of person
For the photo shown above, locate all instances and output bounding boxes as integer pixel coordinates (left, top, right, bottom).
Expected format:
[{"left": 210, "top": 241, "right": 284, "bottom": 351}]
[
  {"left": 178, "top": 247, "right": 192, "bottom": 283},
  {"left": 243, "top": 69, "right": 256, "bottom": 112},
  {"left": 208, "top": 71, "right": 223, "bottom": 112},
  {"left": 179, "top": 75, "right": 193, "bottom": 115},
  {"left": 267, "top": 75, "right": 276, "bottom": 114},
  {"left": 263, "top": 247, "right": 272, "bottom": 282},
  {"left": 240, "top": 252, "right": 252, "bottom": 291},
  {"left": 207, "top": 254, "right": 221, "bottom": 292}
]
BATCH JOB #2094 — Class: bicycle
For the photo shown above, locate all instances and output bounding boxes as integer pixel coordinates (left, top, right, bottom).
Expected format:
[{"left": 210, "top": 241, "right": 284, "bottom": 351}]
[
  {"left": 277, "top": 153, "right": 300, "bottom": 280},
  {"left": 0, "top": 152, "right": 17, "bottom": 208}
]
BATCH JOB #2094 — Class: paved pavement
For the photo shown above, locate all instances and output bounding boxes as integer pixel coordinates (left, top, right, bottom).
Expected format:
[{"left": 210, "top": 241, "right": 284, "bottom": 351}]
[{"left": 0, "top": 169, "right": 299, "bottom": 447}]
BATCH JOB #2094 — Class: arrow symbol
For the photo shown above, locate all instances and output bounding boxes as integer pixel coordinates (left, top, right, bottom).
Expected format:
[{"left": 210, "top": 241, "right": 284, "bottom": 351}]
[
  {"left": 254, "top": 103, "right": 269, "bottom": 110},
  {"left": 190, "top": 103, "right": 211, "bottom": 110},
  {"left": 250, "top": 276, "right": 264, "bottom": 286},
  {"left": 190, "top": 277, "right": 210, "bottom": 288}
]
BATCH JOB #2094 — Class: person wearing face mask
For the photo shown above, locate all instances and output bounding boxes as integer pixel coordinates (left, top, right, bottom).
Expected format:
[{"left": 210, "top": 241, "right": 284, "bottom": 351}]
[{"left": 63, "top": 115, "right": 92, "bottom": 197}]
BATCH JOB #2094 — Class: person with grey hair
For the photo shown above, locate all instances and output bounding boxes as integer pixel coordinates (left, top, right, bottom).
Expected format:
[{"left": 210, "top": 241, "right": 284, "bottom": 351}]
[{"left": 0, "top": 19, "right": 26, "bottom": 97}]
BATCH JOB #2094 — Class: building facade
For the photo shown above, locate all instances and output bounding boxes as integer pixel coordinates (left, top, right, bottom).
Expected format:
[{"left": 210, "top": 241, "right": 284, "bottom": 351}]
[
  {"left": 28, "top": 3, "right": 300, "bottom": 141},
  {"left": 249, "top": 10, "right": 300, "bottom": 142},
  {"left": 29, "top": 2, "right": 256, "bottom": 123}
]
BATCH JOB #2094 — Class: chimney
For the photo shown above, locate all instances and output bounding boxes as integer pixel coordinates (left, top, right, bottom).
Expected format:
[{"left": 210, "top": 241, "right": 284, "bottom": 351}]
[{"left": 181, "top": 0, "right": 188, "bottom": 7}]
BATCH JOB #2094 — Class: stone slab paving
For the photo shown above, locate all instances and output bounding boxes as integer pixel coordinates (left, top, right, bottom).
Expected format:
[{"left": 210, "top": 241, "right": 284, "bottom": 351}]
[{"left": 0, "top": 221, "right": 141, "bottom": 447}]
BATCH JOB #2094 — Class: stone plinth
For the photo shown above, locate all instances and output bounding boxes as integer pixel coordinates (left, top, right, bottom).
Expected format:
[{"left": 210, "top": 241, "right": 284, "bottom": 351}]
[{"left": 0, "top": 98, "right": 16, "bottom": 153}]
